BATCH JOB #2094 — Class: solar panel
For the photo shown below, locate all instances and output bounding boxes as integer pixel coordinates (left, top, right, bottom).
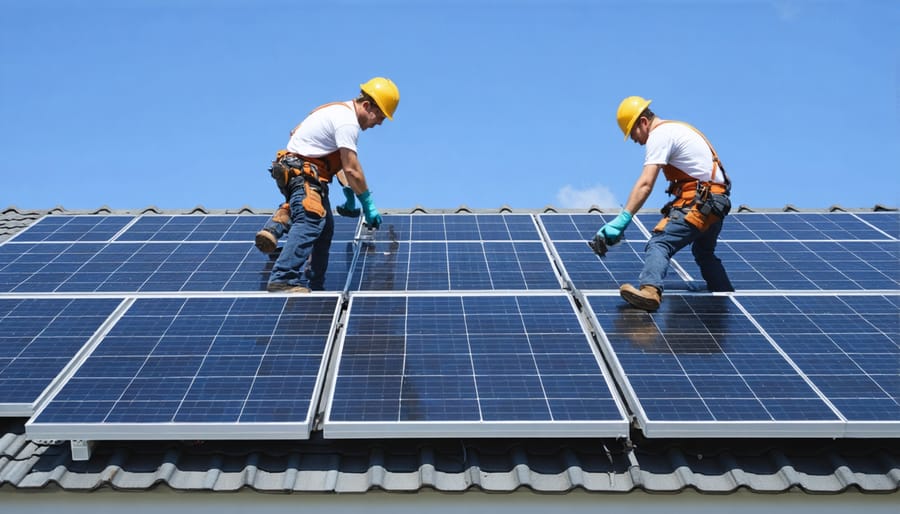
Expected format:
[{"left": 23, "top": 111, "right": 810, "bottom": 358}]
[
  {"left": 350, "top": 215, "right": 561, "bottom": 291},
  {"left": 583, "top": 293, "right": 846, "bottom": 437},
  {"left": 7, "top": 215, "right": 135, "bottom": 242},
  {"left": 737, "top": 294, "right": 899, "bottom": 437},
  {"left": 0, "top": 298, "right": 123, "bottom": 416},
  {"left": 26, "top": 295, "right": 341, "bottom": 441},
  {"left": 323, "top": 293, "right": 629, "bottom": 438}
]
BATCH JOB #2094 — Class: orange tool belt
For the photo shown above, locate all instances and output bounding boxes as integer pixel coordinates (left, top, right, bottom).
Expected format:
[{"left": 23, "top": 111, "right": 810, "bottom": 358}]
[{"left": 274, "top": 150, "right": 327, "bottom": 184}]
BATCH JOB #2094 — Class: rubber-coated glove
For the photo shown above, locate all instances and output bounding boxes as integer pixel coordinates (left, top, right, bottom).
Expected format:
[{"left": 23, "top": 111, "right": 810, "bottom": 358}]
[
  {"left": 336, "top": 186, "right": 361, "bottom": 218},
  {"left": 357, "top": 190, "right": 382, "bottom": 229},
  {"left": 595, "top": 210, "right": 633, "bottom": 246}
]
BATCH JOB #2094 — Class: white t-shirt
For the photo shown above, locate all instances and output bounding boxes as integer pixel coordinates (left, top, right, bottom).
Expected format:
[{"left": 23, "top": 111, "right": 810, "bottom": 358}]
[
  {"left": 286, "top": 101, "right": 360, "bottom": 157},
  {"left": 644, "top": 122, "right": 724, "bottom": 184}
]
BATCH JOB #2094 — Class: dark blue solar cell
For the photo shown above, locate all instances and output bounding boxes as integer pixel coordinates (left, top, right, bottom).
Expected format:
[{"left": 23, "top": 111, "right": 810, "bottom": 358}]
[
  {"left": 830, "top": 398, "right": 900, "bottom": 421},
  {"left": 705, "top": 398, "right": 772, "bottom": 421},
  {"left": 248, "top": 376, "right": 317, "bottom": 400},
  {"left": 640, "top": 398, "right": 713, "bottom": 421},
  {"left": 480, "top": 398, "right": 550, "bottom": 421},
  {"left": 182, "top": 399, "right": 257, "bottom": 427},
  {"left": 764, "top": 399, "right": 839, "bottom": 420},
  {"left": 240, "top": 399, "right": 314, "bottom": 422},
  {"left": 476, "top": 374, "right": 545, "bottom": 398},
  {"left": 121, "top": 377, "right": 192, "bottom": 401}
]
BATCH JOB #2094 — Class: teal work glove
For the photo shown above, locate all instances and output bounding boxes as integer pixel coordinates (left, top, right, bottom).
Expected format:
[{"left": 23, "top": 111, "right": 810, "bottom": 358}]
[
  {"left": 336, "top": 186, "right": 361, "bottom": 218},
  {"left": 357, "top": 190, "right": 382, "bottom": 229},
  {"left": 596, "top": 210, "right": 633, "bottom": 246}
]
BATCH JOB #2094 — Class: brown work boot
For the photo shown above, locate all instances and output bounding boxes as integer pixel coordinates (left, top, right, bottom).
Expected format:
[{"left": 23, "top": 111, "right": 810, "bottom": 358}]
[
  {"left": 266, "top": 282, "right": 310, "bottom": 293},
  {"left": 619, "top": 283, "right": 662, "bottom": 311},
  {"left": 255, "top": 229, "right": 278, "bottom": 254}
]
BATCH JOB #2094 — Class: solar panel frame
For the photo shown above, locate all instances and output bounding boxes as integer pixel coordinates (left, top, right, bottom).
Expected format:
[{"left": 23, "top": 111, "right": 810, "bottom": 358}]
[
  {"left": 25, "top": 294, "right": 343, "bottom": 441},
  {"left": 322, "top": 291, "right": 630, "bottom": 438}
]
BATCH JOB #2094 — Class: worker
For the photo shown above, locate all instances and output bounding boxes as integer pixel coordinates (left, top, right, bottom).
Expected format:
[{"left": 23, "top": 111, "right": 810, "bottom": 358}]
[
  {"left": 595, "top": 96, "right": 734, "bottom": 311},
  {"left": 262, "top": 77, "right": 398, "bottom": 293}
]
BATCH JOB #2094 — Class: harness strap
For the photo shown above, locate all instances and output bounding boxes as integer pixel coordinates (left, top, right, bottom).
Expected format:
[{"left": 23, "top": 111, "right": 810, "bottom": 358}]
[{"left": 657, "top": 120, "right": 731, "bottom": 187}]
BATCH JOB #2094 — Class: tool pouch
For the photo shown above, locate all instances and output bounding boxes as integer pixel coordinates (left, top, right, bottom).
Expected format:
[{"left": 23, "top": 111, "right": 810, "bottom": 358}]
[
  {"left": 301, "top": 181, "right": 327, "bottom": 218},
  {"left": 269, "top": 160, "right": 291, "bottom": 198},
  {"left": 684, "top": 192, "right": 730, "bottom": 232}
]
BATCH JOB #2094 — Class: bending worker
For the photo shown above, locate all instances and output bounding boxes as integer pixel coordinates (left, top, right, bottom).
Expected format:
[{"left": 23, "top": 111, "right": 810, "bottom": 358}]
[
  {"left": 595, "top": 96, "right": 734, "bottom": 311},
  {"left": 261, "top": 77, "right": 398, "bottom": 293}
]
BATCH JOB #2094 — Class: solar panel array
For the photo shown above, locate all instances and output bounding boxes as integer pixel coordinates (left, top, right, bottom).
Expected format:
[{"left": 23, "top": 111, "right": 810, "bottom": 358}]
[{"left": 0, "top": 211, "right": 894, "bottom": 452}]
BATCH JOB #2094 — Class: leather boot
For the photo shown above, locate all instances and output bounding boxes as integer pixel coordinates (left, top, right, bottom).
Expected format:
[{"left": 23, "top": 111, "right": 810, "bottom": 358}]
[
  {"left": 619, "top": 283, "right": 662, "bottom": 311},
  {"left": 255, "top": 229, "right": 278, "bottom": 254}
]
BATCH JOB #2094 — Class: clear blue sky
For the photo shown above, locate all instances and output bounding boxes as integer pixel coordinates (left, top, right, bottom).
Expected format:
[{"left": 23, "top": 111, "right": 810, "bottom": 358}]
[{"left": 2, "top": 0, "right": 897, "bottom": 212}]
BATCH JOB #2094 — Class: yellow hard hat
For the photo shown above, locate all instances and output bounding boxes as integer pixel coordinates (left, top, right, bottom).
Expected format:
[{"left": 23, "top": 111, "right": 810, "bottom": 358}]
[
  {"left": 616, "top": 96, "right": 652, "bottom": 140},
  {"left": 360, "top": 77, "right": 400, "bottom": 120}
]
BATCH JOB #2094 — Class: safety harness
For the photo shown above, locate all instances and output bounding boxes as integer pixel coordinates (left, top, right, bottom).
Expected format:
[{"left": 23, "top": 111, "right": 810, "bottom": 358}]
[
  {"left": 270, "top": 102, "right": 354, "bottom": 192},
  {"left": 655, "top": 121, "right": 732, "bottom": 232}
]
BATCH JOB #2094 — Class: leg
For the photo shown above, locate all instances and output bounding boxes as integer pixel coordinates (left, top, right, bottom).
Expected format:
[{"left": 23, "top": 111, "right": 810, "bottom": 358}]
[
  {"left": 622, "top": 210, "right": 699, "bottom": 311},
  {"left": 691, "top": 218, "right": 734, "bottom": 292},
  {"left": 267, "top": 179, "right": 326, "bottom": 289},
  {"left": 306, "top": 192, "right": 334, "bottom": 291},
  {"left": 637, "top": 211, "right": 698, "bottom": 292}
]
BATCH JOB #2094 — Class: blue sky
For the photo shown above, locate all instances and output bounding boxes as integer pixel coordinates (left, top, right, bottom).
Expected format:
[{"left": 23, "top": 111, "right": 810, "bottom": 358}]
[{"left": 2, "top": 0, "right": 897, "bottom": 212}]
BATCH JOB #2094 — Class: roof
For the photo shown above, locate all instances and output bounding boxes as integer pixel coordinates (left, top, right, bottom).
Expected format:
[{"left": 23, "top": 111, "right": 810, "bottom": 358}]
[{"left": 1, "top": 205, "right": 898, "bottom": 495}]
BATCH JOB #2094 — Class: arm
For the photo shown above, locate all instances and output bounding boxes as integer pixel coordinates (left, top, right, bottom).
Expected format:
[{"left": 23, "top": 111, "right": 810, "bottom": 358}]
[
  {"left": 339, "top": 147, "right": 381, "bottom": 228},
  {"left": 334, "top": 170, "right": 360, "bottom": 218},
  {"left": 596, "top": 164, "right": 661, "bottom": 245},
  {"left": 622, "top": 164, "right": 661, "bottom": 214},
  {"left": 339, "top": 148, "right": 369, "bottom": 195}
]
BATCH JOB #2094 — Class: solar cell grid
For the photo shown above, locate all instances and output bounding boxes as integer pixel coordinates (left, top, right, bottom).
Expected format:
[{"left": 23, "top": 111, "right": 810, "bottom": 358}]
[
  {"left": 350, "top": 239, "right": 560, "bottom": 291},
  {"left": 27, "top": 295, "right": 341, "bottom": 439},
  {"left": 364, "top": 214, "right": 541, "bottom": 242},
  {"left": 9, "top": 216, "right": 134, "bottom": 243},
  {"left": 324, "top": 294, "right": 628, "bottom": 438},
  {"left": 738, "top": 294, "right": 900, "bottom": 431}
]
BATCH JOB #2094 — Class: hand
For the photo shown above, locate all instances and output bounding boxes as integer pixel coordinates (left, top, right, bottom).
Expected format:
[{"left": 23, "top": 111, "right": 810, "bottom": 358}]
[
  {"left": 357, "top": 190, "right": 382, "bottom": 229},
  {"left": 596, "top": 211, "right": 633, "bottom": 245},
  {"left": 336, "top": 186, "right": 360, "bottom": 217}
]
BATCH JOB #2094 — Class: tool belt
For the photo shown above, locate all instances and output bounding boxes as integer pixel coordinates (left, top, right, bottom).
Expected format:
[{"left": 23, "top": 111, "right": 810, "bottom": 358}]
[
  {"left": 656, "top": 180, "right": 731, "bottom": 232},
  {"left": 268, "top": 150, "right": 328, "bottom": 218},
  {"left": 269, "top": 150, "right": 325, "bottom": 197}
]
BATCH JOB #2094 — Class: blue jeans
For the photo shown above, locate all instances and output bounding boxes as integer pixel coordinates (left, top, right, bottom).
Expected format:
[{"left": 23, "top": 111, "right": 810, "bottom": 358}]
[
  {"left": 268, "top": 177, "right": 333, "bottom": 290},
  {"left": 638, "top": 208, "right": 734, "bottom": 293}
]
